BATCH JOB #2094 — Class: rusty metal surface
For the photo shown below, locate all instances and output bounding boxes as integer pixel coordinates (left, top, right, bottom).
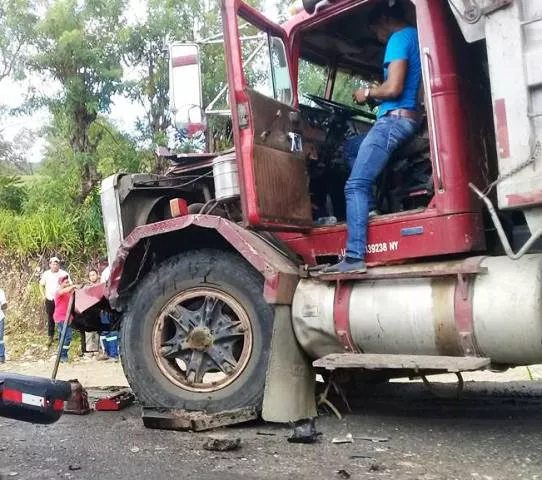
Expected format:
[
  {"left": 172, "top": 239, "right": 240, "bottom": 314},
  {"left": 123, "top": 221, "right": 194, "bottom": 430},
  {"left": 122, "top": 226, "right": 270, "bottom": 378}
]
[
  {"left": 248, "top": 89, "right": 298, "bottom": 153},
  {"left": 333, "top": 282, "right": 360, "bottom": 353},
  {"left": 431, "top": 277, "right": 463, "bottom": 357},
  {"left": 454, "top": 273, "right": 481, "bottom": 357},
  {"left": 108, "top": 215, "right": 300, "bottom": 305},
  {"left": 314, "top": 256, "right": 488, "bottom": 282},
  {"left": 74, "top": 282, "right": 105, "bottom": 314},
  {"left": 253, "top": 144, "right": 312, "bottom": 224},
  {"left": 141, "top": 406, "right": 258, "bottom": 432},
  {"left": 313, "top": 353, "right": 490, "bottom": 372}
]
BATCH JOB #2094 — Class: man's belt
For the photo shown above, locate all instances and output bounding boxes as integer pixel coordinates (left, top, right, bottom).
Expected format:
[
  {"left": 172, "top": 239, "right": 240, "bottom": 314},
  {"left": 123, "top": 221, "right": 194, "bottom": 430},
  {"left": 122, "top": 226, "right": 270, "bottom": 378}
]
[{"left": 385, "top": 109, "right": 419, "bottom": 121}]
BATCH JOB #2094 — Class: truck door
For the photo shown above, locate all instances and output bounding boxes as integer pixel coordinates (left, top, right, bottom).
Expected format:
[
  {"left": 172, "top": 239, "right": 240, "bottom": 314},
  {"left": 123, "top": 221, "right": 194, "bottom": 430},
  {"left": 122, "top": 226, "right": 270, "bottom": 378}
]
[{"left": 222, "top": 0, "right": 313, "bottom": 229}]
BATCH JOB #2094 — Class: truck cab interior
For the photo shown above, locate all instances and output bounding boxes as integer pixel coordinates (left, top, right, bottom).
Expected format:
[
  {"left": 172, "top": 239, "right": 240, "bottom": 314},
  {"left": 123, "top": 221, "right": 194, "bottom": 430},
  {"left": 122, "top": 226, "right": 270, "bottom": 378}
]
[{"left": 294, "top": 1, "right": 432, "bottom": 223}]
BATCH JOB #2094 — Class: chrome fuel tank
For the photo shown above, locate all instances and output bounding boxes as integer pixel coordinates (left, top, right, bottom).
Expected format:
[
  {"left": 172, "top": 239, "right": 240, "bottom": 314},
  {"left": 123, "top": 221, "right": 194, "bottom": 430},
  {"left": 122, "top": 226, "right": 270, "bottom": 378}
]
[{"left": 292, "top": 255, "right": 542, "bottom": 365}]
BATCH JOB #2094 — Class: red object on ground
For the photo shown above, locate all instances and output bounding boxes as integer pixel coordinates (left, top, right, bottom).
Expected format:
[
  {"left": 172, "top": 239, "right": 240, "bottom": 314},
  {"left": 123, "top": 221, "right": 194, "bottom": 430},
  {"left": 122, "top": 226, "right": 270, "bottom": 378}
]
[{"left": 95, "top": 390, "right": 135, "bottom": 411}]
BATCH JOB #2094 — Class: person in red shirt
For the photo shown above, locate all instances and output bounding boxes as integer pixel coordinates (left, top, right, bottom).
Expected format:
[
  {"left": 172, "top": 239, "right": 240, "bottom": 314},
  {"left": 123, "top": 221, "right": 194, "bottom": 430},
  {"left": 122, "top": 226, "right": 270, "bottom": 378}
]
[{"left": 54, "top": 275, "right": 76, "bottom": 362}]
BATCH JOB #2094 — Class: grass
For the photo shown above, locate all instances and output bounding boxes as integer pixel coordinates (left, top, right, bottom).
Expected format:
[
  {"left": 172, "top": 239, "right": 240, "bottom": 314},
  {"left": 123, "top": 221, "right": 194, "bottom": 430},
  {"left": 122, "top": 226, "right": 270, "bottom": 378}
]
[{"left": 4, "top": 326, "right": 87, "bottom": 362}]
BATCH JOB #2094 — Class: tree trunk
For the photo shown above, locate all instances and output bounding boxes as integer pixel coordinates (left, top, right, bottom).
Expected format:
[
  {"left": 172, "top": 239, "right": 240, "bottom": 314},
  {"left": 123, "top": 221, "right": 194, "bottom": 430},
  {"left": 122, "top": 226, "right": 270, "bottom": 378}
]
[{"left": 71, "top": 107, "right": 100, "bottom": 203}]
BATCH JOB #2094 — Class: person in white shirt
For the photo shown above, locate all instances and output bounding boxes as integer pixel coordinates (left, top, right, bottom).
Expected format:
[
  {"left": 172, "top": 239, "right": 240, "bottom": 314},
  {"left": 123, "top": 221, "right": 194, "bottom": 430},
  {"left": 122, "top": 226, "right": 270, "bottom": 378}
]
[
  {"left": 39, "top": 257, "right": 69, "bottom": 347},
  {"left": 0, "top": 288, "right": 7, "bottom": 363}
]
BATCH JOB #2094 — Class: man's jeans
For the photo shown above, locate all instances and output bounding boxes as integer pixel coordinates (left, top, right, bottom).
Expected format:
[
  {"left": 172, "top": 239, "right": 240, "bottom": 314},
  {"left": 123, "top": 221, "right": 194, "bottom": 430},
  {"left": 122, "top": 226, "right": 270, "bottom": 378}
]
[
  {"left": 344, "top": 115, "right": 418, "bottom": 260},
  {"left": 0, "top": 318, "right": 5, "bottom": 360},
  {"left": 56, "top": 322, "right": 72, "bottom": 359}
]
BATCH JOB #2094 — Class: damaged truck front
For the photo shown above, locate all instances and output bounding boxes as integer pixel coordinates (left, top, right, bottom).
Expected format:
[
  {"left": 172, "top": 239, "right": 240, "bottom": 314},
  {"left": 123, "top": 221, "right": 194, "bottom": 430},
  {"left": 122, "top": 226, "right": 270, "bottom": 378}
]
[{"left": 80, "top": 0, "right": 542, "bottom": 426}]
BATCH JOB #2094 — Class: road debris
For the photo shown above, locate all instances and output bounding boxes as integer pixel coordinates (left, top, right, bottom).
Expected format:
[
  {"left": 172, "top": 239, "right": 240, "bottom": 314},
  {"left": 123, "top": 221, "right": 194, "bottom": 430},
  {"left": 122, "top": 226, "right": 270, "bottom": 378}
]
[
  {"left": 202, "top": 434, "right": 241, "bottom": 452},
  {"left": 68, "top": 465, "right": 81, "bottom": 471},
  {"left": 336, "top": 469, "right": 351, "bottom": 479},
  {"left": 256, "top": 431, "right": 276, "bottom": 436},
  {"left": 287, "top": 418, "right": 320, "bottom": 444},
  {"left": 130, "top": 446, "right": 140, "bottom": 453},
  {"left": 142, "top": 406, "right": 257, "bottom": 431},
  {"left": 368, "top": 462, "right": 386, "bottom": 472},
  {"left": 94, "top": 389, "right": 134, "bottom": 411},
  {"left": 332, "top": 433, "right": 353, "bottom": 444},
  {"left": 357, "top": 436, "right": 389, "bottom": 443}
]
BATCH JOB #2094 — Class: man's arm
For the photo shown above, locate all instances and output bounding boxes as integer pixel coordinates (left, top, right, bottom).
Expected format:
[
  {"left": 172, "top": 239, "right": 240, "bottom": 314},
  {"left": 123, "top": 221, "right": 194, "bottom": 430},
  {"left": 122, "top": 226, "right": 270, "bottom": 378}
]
[
  {"left": 353, "top": 60, "right": 407, "bottom": 103},
  {"left": 39, "top": 273, "right": 47, "bottom": 300},
  {"left": 57, "top": 285, "right": 77, "bottom": 296}
]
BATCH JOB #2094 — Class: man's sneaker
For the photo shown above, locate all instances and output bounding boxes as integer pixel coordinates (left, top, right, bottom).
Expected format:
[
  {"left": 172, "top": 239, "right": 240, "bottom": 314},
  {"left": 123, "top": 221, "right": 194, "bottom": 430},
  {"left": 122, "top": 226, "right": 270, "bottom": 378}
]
[
  {"left": 60, "top": 357, "right": 69, "bottom": 363},
  {"left": 321, "top": 258, "right": 367, "bottom": 274},
  {"left": 47, "top": 337, "right": 54, "bottom": 347},
  {"left": 0, "top": 357, "right": 5, "bottom": 364},
  {"left": 96, "top": 353, "right": 110, "bottom": 361}
]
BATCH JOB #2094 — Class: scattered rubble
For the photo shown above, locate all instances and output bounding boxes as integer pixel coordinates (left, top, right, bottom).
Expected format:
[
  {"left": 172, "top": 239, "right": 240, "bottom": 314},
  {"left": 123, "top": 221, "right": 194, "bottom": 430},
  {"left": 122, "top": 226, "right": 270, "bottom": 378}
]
[
  {"left": 332, "top": 433, "right": 354, "bottom": 444},
  {"left": 202, "top": 434, "right": 241, "bottom": 452},
  {"left": 287, "top": 418, "right": 320, "bottom": 444},
  {"left": 358, "top": 436, "right": 389, "bottom": 443},
  {"left": 336, "top": 469, "right": 350, "bottom": 479}
]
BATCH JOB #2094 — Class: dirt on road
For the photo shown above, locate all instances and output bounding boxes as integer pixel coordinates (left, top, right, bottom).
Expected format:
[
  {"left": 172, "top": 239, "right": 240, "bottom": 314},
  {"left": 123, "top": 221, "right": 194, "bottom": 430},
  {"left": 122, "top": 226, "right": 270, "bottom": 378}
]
[{"left": 2, "top": 361, "right": 542, "bottom": 480}]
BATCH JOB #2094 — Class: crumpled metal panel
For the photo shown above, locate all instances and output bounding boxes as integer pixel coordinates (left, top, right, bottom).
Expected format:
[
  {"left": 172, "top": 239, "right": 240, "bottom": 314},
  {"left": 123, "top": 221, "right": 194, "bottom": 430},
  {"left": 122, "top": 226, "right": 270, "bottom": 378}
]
[{"left": 107, "top": 214, "right": 300, "bottom": 306}]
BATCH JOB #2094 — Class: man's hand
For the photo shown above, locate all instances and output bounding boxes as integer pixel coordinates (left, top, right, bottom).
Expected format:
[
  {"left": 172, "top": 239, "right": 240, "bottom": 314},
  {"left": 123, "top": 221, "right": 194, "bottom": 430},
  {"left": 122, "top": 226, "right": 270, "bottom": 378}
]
[{"left": 352, "top": 88, "right": 368, "bottom": 104}]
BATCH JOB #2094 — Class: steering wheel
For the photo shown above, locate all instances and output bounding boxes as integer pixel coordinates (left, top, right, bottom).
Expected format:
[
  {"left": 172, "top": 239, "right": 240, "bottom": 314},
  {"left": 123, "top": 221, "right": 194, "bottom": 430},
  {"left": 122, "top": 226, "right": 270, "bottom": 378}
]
[{"left": 304, "top": 93, "right": 376, "bottom": 122}]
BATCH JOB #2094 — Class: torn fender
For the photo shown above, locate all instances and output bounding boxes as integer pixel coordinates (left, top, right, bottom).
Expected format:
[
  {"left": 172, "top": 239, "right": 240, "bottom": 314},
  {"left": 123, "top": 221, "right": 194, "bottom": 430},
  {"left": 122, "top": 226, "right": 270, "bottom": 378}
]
[{"left": 106, "top": 215, "right": 301, "bottom": 307}]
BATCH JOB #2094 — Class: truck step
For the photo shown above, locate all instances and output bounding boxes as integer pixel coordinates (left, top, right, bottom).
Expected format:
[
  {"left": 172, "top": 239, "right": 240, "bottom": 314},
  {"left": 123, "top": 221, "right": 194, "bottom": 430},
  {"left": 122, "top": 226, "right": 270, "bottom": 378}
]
[
  {"left": 313, "top": 353, "right": 490, "bottom": 373},
  {"left": 312, "top": 256, "right": 487, "bottom": 282}
]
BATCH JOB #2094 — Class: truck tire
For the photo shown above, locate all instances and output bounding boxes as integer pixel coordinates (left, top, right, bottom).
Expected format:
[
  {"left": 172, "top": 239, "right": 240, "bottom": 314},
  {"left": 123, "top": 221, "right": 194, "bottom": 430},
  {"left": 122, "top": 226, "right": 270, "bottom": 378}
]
[{"left": 120, "top": 249, "right": 274, "bottom": 412}]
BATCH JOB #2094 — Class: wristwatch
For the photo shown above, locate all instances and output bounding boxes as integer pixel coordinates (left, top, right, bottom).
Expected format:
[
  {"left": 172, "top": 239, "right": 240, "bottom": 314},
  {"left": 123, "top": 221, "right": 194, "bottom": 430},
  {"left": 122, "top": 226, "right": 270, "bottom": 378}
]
[{"left": 364, "top": 87, "right": 371, "bottom": 99}]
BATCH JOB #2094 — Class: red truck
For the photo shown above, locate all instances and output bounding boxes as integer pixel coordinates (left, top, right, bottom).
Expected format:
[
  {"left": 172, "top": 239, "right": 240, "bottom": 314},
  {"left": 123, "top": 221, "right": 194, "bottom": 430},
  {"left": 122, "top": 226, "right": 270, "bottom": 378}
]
[{"left": 94, "top": 0, "right": 542, "bottom": 423}]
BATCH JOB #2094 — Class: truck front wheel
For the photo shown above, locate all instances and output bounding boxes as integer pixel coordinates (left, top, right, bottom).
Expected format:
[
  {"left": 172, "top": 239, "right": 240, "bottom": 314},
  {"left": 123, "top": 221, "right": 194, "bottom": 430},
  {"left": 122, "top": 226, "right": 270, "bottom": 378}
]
[{"left": 120, "top": 249, "right": 274, "bottom": 412}]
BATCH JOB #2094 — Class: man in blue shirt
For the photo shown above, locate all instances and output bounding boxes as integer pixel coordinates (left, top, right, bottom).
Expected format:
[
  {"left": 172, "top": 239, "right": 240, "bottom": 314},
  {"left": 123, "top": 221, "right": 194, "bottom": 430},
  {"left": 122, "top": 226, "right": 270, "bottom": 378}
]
[{"left": 324, "top": 2, "right": 422, "bottom": 274}]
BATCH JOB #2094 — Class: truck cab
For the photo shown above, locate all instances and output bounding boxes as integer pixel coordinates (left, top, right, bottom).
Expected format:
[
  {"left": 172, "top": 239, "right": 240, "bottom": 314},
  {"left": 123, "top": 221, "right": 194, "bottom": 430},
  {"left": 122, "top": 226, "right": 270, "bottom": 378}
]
[{"left": 96, "top": 0, "right": 542, "bottom": 425}]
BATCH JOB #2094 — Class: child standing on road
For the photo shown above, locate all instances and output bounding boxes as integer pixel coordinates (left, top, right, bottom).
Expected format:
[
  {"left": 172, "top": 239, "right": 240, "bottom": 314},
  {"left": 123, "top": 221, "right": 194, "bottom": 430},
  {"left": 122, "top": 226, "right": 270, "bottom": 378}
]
[{"left": 54, "top": 275, "right": 76, "bottom": 362}]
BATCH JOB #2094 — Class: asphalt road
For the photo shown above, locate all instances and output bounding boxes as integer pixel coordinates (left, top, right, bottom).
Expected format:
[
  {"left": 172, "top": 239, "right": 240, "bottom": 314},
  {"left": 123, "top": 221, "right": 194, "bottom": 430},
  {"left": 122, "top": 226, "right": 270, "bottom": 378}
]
[{"left": 2, "top": 380, "right": 542, "bottom": 480}]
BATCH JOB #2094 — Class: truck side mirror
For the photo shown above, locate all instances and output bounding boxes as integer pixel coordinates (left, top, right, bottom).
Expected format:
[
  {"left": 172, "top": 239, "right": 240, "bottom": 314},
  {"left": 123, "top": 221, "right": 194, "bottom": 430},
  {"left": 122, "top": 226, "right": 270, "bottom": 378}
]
[{"left": 169, "top": 43, "right": 206, "bottom": 136}]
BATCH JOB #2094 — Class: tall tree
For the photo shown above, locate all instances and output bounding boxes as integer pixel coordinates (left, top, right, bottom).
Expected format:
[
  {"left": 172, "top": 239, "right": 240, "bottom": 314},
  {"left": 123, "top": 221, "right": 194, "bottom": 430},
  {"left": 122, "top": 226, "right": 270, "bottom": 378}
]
[
  {"left": 120, "top": 0, "right": 206, "bottom": 148},
  {"left": 0, "top": 0, "right": 37, "bottom": 83},
  {"left": 31, "top": 0, "right": 125, "bottom": 201}
]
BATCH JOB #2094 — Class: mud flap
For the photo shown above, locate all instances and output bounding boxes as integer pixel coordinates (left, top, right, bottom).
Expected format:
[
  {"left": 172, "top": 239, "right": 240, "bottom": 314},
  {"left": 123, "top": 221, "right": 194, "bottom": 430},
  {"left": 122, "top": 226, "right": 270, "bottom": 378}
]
[{"left": 262, "top": 305, "right": 316, "bottom": 422}]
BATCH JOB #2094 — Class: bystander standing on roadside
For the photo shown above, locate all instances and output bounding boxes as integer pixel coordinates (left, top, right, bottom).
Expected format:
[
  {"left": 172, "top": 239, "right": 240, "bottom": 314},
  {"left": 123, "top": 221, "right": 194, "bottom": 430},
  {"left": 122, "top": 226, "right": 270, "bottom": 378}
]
[
  {"left": 97, "top": 262, "right": 119, "bottom": 361},
  {"left": 0, "top": 287, "right": 7, "bottom": 363},
  {"left": 54, "top": 274, "right": 76, "bottom": 363},
  {"left": 39, "top": 257, "right": 69, "bottom": 347},
  {"left": 83, "top": 268, "right": 101, "bottom": 358}
]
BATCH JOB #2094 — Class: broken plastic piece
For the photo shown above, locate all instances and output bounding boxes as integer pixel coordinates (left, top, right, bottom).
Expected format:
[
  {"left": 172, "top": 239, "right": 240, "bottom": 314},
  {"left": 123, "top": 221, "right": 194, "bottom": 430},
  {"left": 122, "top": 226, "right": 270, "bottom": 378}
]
[
  {"left": 332, "top": 433, "right": 354, "bottom": 444},
  {"left": 287, "top": 418, "right": 320, "bottom": 444}
]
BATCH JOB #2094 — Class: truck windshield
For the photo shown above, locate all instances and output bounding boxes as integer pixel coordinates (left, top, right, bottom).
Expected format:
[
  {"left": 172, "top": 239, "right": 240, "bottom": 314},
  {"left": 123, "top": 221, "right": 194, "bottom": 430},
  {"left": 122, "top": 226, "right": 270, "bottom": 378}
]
[{"left": 298, "top": 58, "right": 327, "bottom": 106}]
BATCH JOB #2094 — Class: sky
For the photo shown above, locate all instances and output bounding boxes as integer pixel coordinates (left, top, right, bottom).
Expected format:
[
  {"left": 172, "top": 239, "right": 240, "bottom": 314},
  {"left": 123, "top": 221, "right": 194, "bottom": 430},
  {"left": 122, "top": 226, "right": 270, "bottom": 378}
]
[{"left": 2, "top": 0, "right": 283, "bottom": 164}]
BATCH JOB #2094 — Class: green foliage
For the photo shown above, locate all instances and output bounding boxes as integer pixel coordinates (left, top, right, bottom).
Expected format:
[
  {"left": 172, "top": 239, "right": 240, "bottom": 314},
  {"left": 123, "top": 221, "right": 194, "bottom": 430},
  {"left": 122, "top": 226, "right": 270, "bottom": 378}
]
[
  {"left": 120, "top": 0, "right": 205, "bottom": 144},
  {"left": 0, "top": 0, "right": 37, "bottom": 83},
  {"left": 0, "top": 175, "right": 27, "bottom": 212},
  {"left": 29, "top": 0, "right": 126, "bottom": 201}
]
